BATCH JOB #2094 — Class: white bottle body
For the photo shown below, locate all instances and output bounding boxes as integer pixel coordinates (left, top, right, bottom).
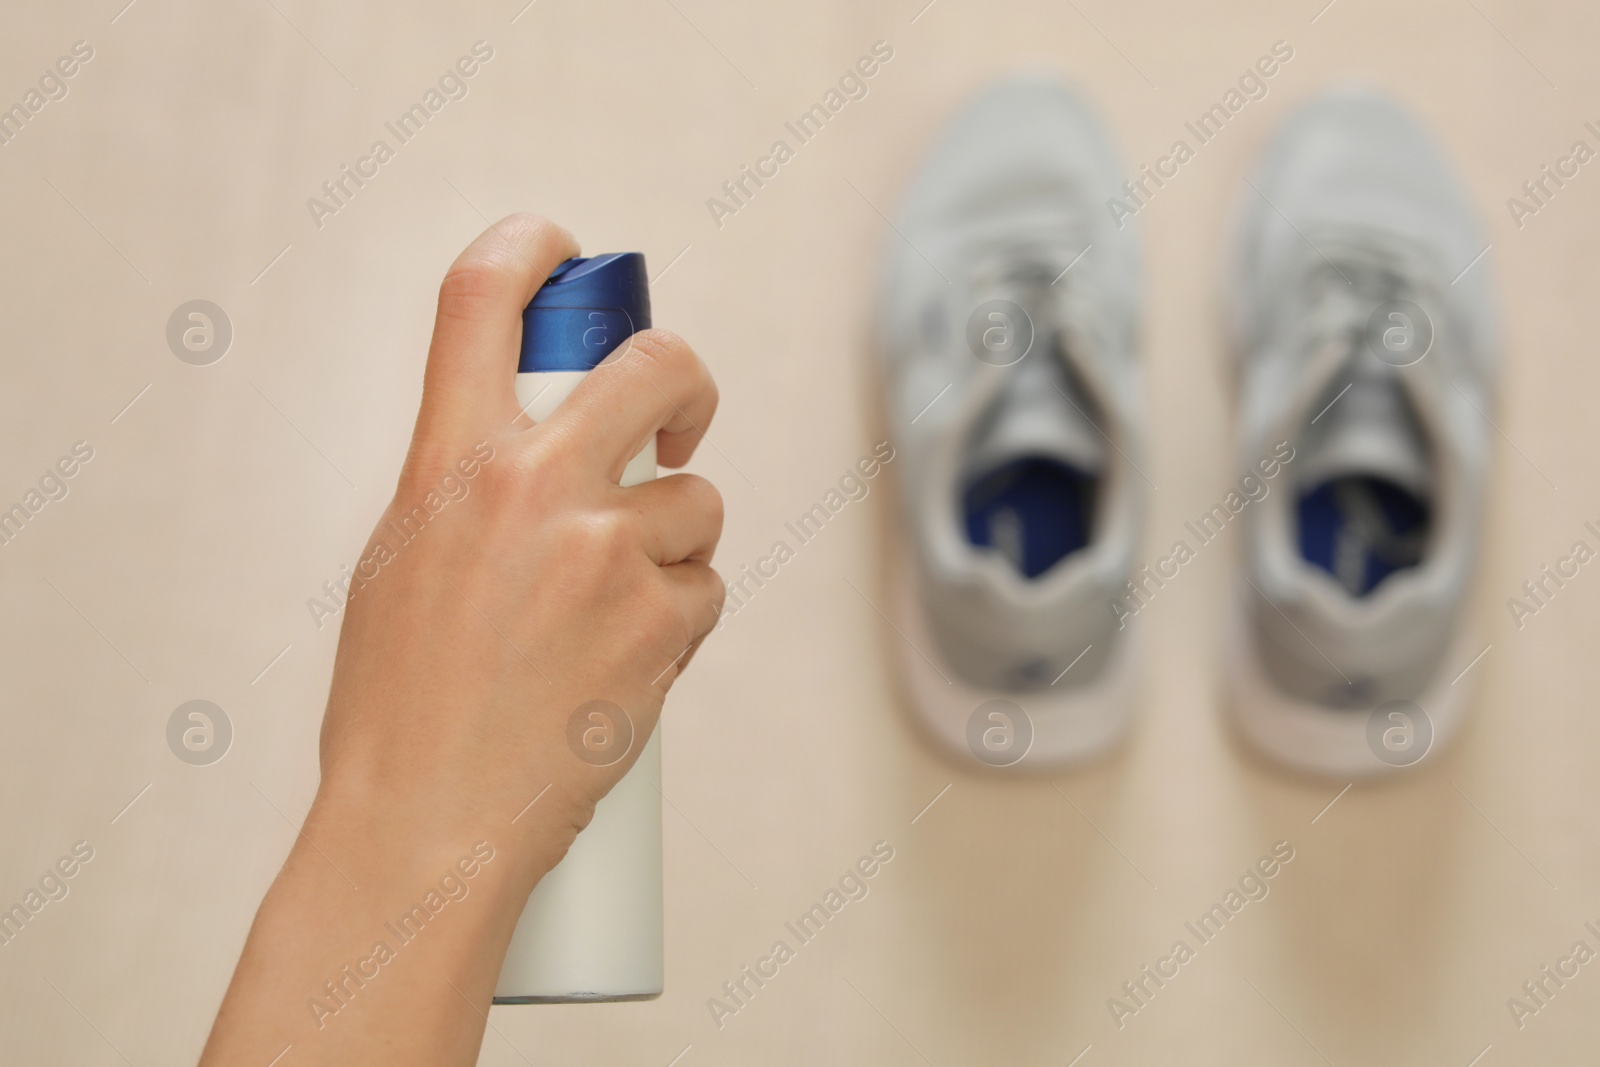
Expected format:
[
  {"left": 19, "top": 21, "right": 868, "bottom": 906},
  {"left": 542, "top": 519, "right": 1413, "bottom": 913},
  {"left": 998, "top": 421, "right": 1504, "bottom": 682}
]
[{"left": 494, "top": 370, "right": 663, "bottom": 1003}]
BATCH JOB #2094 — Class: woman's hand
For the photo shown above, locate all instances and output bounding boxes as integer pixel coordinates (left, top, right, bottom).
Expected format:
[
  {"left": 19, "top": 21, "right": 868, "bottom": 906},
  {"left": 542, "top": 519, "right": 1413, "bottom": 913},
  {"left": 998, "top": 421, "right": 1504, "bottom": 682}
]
[
  {"left": 321, "top": 213, "right": 724, "bottom": 891},
  {"left": 200, "top": 215, "right": 723, "bottom": 1067}
]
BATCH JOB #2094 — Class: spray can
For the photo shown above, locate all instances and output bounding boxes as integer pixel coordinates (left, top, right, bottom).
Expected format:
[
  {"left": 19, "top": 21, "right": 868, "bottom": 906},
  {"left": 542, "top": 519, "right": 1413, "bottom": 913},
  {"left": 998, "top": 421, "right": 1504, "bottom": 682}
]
[{"left": 494, "top": 253, "right": 662, "bottom": 1003}]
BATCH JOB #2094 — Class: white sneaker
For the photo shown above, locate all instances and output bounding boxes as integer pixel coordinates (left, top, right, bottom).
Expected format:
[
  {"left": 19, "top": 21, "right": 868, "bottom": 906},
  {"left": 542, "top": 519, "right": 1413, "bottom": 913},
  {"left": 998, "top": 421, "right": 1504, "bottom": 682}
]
[
  {"left": 875, "top": 77, "right": 1148, "bottom": 771},
  {"left": 1226, "top": 88, "right": 1500, "bottom": 776}
]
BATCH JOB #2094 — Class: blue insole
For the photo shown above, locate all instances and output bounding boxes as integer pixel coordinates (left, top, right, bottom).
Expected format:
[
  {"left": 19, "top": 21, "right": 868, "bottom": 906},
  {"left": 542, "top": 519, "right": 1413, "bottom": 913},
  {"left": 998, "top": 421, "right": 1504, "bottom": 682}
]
[
  {"left": 1297, "top": 475, "right": 1429, "bottom": 596},
  {"left": 963, "top": 457, "right": 1095, "bottom": 579}
]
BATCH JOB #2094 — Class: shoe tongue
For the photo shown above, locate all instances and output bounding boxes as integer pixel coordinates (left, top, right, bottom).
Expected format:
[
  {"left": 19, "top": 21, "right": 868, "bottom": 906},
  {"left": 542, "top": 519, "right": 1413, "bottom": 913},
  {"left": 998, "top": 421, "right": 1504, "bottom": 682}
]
[
  {"left": 1298, "top": 349, "right": 1429, "bottom": 496},
  {"left": 965, "top": 344, "right": 1105, "bottom": 477}
]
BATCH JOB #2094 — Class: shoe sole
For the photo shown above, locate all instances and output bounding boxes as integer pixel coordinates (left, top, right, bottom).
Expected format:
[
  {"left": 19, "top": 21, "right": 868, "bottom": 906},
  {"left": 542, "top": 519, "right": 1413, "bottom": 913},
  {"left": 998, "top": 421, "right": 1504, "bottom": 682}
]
[
  {"left": 885, "top": 545, "right": 1142, "bottom": 772},
  {"left": 1225, "top": 588, "right": 1480, "bottom": 777}
]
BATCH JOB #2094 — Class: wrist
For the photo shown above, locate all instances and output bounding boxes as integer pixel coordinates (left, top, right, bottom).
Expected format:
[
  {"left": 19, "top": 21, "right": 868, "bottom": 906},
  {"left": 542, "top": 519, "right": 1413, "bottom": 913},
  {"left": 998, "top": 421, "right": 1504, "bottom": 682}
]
[
  {"left": 304, "top": 771, "right": 575, "bottom": 923},
  {"left": 207, "top": 791, "right": 532, "bottom": 1059}
]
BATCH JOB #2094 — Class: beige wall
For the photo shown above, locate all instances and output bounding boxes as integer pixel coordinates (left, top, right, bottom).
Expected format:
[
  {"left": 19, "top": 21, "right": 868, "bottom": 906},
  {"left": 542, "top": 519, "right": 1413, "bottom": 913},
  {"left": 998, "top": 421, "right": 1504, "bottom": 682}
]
[{"left": 1, "top": 0, "right": 1597, "bottom": 1063}]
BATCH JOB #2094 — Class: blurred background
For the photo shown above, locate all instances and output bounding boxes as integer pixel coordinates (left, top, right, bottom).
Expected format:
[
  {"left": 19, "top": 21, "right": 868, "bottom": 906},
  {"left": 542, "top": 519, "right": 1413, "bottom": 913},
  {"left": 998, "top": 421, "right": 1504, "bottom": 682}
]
[{"left": 1, "top": 0, "right": 1597, "bottom": 1063}]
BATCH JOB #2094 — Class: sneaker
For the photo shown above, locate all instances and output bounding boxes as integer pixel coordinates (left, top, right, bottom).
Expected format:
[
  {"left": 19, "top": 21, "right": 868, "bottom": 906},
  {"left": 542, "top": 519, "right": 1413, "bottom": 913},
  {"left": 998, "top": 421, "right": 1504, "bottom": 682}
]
[
  {"left": 875, "top": 77, "right": 1147, "bottom": 770},
  {"left": 1226, "top": 87, "right": 1499, "bottom": 776}
]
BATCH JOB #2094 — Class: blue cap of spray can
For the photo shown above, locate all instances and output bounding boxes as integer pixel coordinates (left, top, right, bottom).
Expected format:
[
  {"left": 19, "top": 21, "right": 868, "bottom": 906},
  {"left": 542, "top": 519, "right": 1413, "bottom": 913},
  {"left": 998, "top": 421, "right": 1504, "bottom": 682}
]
[{"left": 519, "top": 253, "right": 651, "bottom": 372}]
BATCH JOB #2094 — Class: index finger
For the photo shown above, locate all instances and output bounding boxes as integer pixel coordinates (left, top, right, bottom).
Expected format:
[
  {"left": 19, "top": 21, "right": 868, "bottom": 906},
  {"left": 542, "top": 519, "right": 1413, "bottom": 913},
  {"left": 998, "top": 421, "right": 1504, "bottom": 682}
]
[
  {"left": 537, "top": 329, "right": 718, "bottom": 478},
  {"left": 416, "top": 215, "right": 579, "bottom": 444}
]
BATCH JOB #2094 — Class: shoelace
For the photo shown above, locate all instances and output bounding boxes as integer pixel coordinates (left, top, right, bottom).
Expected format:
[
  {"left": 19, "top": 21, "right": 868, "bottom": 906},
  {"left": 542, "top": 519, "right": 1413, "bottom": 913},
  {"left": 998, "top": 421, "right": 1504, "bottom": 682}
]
[
  {"left": 955, "top": 233, "right": 1098, "bottom": 365},
  {"left": 1300, "top": 228, "right": 1447, "bottom": 369},
  {"left": 1329, "top": 478, "right": 1428, "bottom": 590}
]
